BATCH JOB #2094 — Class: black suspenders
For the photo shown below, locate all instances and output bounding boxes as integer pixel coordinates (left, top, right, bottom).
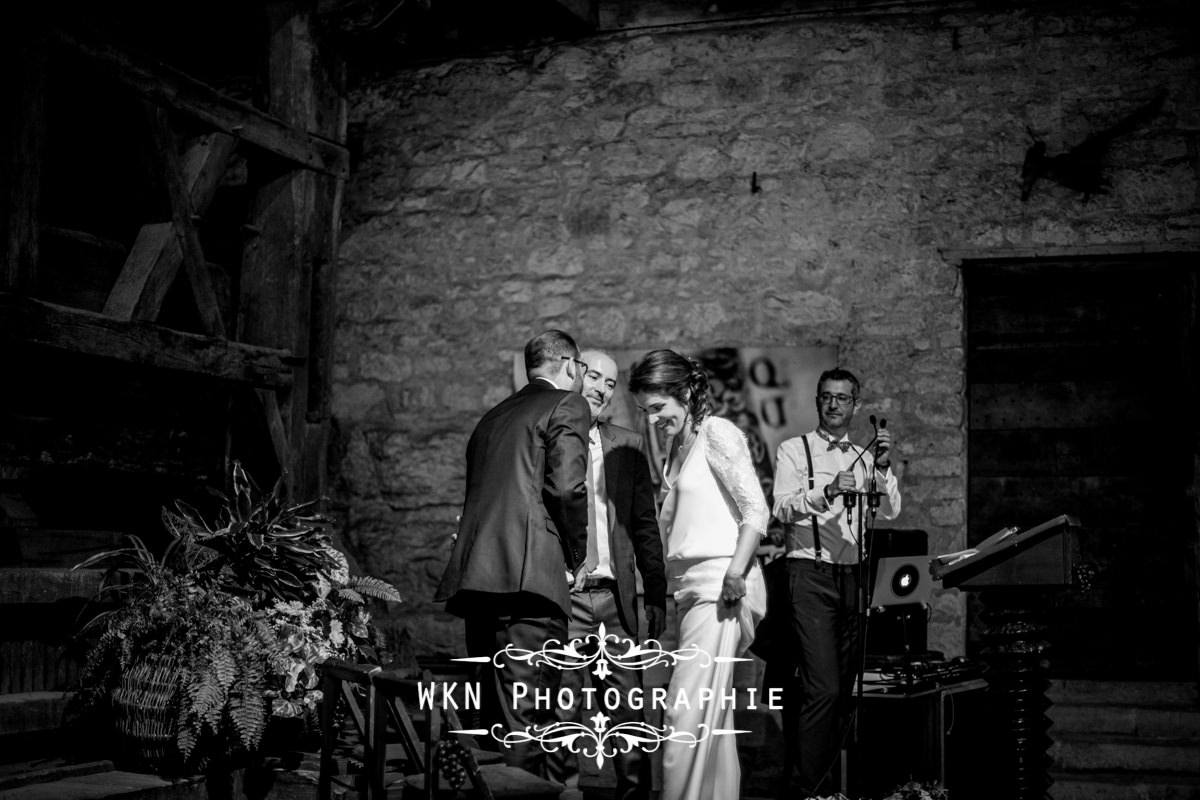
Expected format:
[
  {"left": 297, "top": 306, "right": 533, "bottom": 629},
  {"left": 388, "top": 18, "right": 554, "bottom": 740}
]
[{"left": 799, "top": 433, "right": 821, "bottom": 562}]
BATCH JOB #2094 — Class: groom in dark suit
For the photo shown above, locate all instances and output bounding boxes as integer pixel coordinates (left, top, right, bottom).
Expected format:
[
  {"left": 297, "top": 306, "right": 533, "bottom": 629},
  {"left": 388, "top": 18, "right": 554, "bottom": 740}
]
[
  {"left": 549, "top": 349, "right": 666, "bottom": 800},
  {"left": 436, "top": 329, "right": 593, "bottom": 778}
]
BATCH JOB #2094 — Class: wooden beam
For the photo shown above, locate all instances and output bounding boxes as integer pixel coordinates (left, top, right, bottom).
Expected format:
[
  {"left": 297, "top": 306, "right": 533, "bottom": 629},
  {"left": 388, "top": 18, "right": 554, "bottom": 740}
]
[
  {"left": 144, "top": 103, "right": 226, "bottom": 336},
  {"left": 255, "top": 388, "right": 292, "bottom": 475},
  {"left": 2, "top": 40, "right": 47, "bottom": 292},
  {"left": 103, "top": 222, "right": 182, "bottom": 322},
  {"left": 42, "top": 226, "right": 127, "bottom": 256},
  {"left": 180, "top": 132, "right": 239, "bottom": 218},
  {"left": 0, "top": 293, "right": 295, "bottom": 388},
  {"left": 50, "top": 27, "right": 349, "bottom": 180},
  {"left": 104, "top": 129, "right": 237, "bottom": 326}
]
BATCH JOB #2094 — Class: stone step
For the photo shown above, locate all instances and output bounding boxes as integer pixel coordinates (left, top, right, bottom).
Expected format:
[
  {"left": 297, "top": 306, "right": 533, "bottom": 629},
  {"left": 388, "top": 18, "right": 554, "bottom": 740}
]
[
  {"left": 0, "top": 568, "right": 106, "bottom": 605},
  {"left": 1050, "top": 732, "right": 1200, "bottom": 774},
  {"left": 1048, "top": 679, "right": 1200, "bottom": 707},
  {"left": 0, "top": 770, "right": 204, "bottom": 800},
  {"left": 0, "top": 692, "right": 72, "bottom": 737},
  {"left": 0, "top": 643, "right": 79, "bottom": 694},
  {"left": 0, "top": 760, "right": 113, "bottom": 791},
  {"left": 1050, "top": 771, "right": 1200, "bottom": 800},
  {"left": 0, "top": 529, "right": 126, "bottom": 569},
  {"left": 1049, "top": 701, "right": 1200, "bottom": 738}
]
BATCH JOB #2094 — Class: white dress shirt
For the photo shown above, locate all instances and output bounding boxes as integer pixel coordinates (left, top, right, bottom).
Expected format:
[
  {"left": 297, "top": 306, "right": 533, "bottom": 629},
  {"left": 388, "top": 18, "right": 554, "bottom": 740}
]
[
  {"left": 587, "top": 425, "right": 614, "bottom": 580},
  {"left": 772, "top": 430, "right": 901, "bottom": 564}
]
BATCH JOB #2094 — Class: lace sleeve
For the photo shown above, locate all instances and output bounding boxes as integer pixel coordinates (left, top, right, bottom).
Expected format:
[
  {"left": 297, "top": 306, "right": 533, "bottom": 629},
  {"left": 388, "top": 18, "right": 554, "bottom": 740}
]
[{"left": 703, "top": 417, "right": 769, "bottom": 536}]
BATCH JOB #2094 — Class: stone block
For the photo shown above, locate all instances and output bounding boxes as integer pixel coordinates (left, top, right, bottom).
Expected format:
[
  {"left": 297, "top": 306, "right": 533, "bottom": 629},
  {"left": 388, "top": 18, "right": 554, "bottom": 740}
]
[
  {"left": 674, "top": 146, "right": 730, "bottom": 181},
  {"left": 0, "top": 692, "right": 73, "bottom": 736},
  {"left": 904, "top": 455, "right": 964, "bottom": 479}
]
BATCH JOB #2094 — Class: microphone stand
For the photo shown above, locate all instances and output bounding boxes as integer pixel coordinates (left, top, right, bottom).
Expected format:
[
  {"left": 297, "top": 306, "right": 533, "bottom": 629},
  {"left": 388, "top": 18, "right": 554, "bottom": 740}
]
[{"left": 845, "top": 430, "right": 887, "bottom": 780}]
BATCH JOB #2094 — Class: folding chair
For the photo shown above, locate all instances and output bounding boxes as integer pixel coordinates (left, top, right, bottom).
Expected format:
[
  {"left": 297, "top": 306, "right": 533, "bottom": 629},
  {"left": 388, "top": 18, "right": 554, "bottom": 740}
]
[
  {"left": 372, "top": 667, "right": 496, "bottom": 800},
  {"left": 318, "top": 658, "right": 381, "bottom": 800}
]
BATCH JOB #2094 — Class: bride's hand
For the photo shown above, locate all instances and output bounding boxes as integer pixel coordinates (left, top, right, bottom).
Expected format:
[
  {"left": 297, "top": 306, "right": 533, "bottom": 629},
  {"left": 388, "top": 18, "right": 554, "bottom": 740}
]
[{"left": 721, "top": 573, "right": 746, "bottom": 606}]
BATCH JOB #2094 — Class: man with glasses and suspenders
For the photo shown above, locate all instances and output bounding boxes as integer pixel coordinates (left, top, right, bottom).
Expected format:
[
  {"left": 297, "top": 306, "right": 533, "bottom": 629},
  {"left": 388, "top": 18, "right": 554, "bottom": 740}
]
[{"left": 768, "top": 367, "right": 902, "bottom": 799}]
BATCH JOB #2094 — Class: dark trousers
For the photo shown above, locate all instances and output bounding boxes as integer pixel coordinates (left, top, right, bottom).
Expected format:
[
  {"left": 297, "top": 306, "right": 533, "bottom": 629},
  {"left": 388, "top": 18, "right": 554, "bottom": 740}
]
[
  {"left": 547, "top": 582, "right": 647, "bottom": 800},
  {"left": 780, "top": 559, "right": 862, "bottom": 798},
  {"left": 466, "top": 612, "right": 567, "bottom": 779}
]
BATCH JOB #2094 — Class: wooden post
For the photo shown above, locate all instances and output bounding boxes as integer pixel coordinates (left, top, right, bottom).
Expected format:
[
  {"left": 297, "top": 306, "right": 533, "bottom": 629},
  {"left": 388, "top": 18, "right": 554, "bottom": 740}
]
[
  {"left": 238, "top": 0, "right": 319, "bottom": 497},
  {"left": 2, "top": 37, "right": 47, "bottom": 293},
  {"left": 238, "top": 0, "right": 343, "bottom": 502},
  {"left": 302, "top": 52, "right": 348, "bottom": 505}
]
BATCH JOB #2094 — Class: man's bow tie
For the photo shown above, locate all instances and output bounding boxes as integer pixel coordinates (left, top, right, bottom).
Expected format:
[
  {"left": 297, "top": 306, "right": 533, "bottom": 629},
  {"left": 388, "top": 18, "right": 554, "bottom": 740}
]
[{"left": 827, "top": 440, "right": 852, "bottom": 453}]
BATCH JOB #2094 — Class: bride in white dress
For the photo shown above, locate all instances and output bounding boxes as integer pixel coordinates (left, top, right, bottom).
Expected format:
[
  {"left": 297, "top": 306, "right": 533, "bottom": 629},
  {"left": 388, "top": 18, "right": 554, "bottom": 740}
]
[{"left": 628, "top": 349, "right": 768, "bottom": 800}]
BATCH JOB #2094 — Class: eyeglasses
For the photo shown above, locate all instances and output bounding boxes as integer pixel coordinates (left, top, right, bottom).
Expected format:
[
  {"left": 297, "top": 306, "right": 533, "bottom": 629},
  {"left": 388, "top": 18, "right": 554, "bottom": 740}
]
[
  {"left": 818, "top": 392, "right": 857, "bottom": 406},
  {"left": 561, "top": 356, "right": 589, "bottom": 373}
]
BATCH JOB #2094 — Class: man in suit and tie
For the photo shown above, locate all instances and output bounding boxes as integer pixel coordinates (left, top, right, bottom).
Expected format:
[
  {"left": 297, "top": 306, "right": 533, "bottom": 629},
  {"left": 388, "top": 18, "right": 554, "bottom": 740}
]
[
  {"left": 436, "top": 329, "right": 593, "bottom": 779},
  {"left": 548, "top": 349, "right": 666, "bottom": 800}
]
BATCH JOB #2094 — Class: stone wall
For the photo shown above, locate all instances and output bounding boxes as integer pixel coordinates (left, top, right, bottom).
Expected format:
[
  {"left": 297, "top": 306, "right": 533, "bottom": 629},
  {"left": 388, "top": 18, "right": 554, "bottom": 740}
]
[{"left": 330, "top": 2, "right": 1199, "bottom": 660}]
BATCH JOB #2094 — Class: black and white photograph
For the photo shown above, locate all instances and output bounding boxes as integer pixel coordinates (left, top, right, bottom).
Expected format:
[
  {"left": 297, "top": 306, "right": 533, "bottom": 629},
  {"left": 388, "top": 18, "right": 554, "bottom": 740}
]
[{"left": 1, "top": 1, "right": 1197, "bottom": 799}]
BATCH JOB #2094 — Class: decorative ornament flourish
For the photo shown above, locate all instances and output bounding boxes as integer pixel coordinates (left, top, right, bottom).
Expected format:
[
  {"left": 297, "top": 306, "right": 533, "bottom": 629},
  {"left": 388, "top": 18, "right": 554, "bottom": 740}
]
[
  {"left": 489, "top": 721, "right": 741, "bottom": 768},
  {"left": 497, "top": 622, "right": 711, "bottom": 678}
]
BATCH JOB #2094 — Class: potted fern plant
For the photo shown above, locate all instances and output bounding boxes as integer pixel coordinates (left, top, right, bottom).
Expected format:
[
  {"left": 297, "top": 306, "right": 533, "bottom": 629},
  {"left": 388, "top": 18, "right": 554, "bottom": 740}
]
[{"left": 72, "top": 462, "right": 401, "bottom": 775}]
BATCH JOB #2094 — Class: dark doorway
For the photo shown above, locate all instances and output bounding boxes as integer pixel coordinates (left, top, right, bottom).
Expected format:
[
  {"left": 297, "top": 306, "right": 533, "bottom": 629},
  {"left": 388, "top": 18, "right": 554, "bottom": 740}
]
[{"left": 965, "top": 255, "right": 1199, "bottom": 680}]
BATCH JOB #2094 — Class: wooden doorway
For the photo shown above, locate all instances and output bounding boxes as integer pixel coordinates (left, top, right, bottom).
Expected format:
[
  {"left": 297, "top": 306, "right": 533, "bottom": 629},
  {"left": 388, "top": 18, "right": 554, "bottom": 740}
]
[{"left": 965, "top": 255, "right": 1200, "bottom": 680}]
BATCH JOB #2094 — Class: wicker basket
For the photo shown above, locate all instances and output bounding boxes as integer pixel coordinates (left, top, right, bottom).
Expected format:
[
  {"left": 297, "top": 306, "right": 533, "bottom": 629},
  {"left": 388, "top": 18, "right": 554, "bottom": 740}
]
[{"left": 111, "top": 656, "right": 183, "bottom": 772}]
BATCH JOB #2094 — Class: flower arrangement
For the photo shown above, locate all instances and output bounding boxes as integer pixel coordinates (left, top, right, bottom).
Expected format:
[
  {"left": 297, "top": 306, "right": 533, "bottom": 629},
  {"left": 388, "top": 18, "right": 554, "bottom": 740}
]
[
  {"left": 806, "top": 783, "right": 948, "bottom": 800},
  {"left": 262, "top": 573, "right": 398, "bottom": 719},
  {"left": 881, "top": 782, "right": 949, "bottom": 800},
  {"left": 73, "top": 462, "right": 401, "bottom": 772}
]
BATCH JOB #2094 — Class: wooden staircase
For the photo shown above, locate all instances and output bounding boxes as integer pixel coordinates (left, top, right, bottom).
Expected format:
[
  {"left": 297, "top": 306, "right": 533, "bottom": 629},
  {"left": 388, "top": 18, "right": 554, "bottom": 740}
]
[
  {"left": 1048, "top": 679, "right": 1200, "bottom": 800},
  {"left": 0, "top": 545, "right": 206, "bottom": 800},
  {"left": 0, "top": 562, "right": 108, "bottom": 763}
]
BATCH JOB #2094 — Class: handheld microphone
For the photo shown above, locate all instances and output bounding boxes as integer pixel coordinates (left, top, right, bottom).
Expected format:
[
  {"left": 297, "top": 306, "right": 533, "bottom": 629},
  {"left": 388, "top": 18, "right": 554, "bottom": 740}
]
[
  {"left": 868, "top": 416, "right": 887, "bottom": 461},
  {"left": 843, "top": 426, "right": 880, "bottom": 479},
  {"left": 866, "top": 416, "right": 889, "bottom": 510}
]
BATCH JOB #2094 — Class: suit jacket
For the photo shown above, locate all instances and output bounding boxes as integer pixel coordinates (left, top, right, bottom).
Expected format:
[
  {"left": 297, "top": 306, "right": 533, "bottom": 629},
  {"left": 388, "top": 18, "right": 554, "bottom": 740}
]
[
  {"left": 436, "top": 380, "right": 591, "bottom": 620},
  {"left": 596, "top": 421, "right": 666, "bottom": 638}
]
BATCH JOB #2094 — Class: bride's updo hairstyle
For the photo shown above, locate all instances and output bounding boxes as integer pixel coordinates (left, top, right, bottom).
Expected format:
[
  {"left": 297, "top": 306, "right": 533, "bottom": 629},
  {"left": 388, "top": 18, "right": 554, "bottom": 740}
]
[{"left": 628, "top": 349, "right": 714, "bottom": 433}]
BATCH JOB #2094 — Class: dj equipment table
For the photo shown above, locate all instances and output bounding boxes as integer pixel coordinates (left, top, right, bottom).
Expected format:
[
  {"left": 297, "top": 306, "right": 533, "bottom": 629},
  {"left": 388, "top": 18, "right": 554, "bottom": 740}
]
[{"left": 847, "top": 677, "right": 997, "bottom": 799}]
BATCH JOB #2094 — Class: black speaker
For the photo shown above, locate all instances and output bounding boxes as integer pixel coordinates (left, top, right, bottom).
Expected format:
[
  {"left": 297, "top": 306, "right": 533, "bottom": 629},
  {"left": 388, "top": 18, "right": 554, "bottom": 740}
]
[{"left": 865, "top": 529, "right": 929, "bottom": 659}]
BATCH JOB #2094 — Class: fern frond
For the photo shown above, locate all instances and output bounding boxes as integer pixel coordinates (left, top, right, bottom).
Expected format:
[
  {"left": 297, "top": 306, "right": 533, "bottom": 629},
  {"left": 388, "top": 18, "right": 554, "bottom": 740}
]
[
  {"left": 210, "top": 647, "right": 238, "bottom": 691},
  {"left": 228, "top": 687, "right": 268, "bottom": 752},
  {"left": 336, "top": 587, "right": 364, "bottom": 605},
  {"left": 345, "top": 575, "right": 402, "bottom": 603},
  {"left": 177, "top": 723, "right": 197, "bottom": 759},
  {"left": 187, "top": 672, "right": 226, "bottom": 731}
]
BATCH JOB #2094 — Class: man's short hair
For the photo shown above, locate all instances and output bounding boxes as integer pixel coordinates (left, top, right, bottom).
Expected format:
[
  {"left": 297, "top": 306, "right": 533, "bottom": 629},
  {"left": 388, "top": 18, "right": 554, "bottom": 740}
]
[
  {"left": 525, "top": 330, "right": 579, "bottom": 377},
  {"left": 817, "top": 367, "right": 861, "bottom": 397},
  {"left": 579, "top": 347, "right": 616, "bottom": 368}
]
